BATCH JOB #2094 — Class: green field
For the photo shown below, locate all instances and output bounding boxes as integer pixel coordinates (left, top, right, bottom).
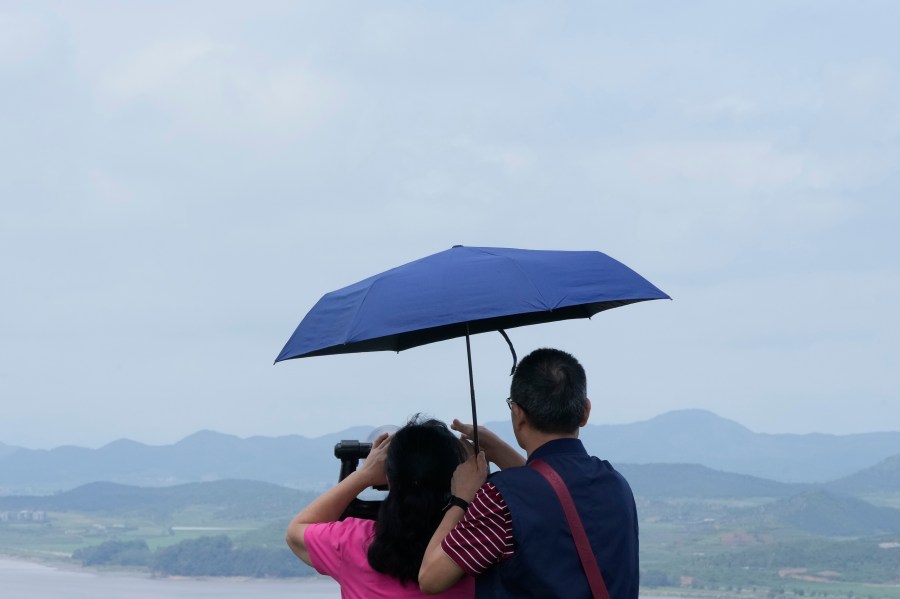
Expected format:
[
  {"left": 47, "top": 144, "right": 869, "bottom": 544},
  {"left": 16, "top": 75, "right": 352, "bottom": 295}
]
[
  {"left": 637, "top": 495, "right": 900, "bottom": 599},
  {"left": 2, "top": 481, "right": 900, "bottom": 595},
  {"left": 0, "top": 509, "right": 286, "bottom": 555}
]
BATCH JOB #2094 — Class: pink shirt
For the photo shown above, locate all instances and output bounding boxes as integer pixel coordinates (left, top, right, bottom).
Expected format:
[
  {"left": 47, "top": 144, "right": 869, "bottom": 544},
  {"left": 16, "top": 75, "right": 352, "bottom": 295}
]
[{"left": 305, "top": 517, "right": 475, "bottom": 599}]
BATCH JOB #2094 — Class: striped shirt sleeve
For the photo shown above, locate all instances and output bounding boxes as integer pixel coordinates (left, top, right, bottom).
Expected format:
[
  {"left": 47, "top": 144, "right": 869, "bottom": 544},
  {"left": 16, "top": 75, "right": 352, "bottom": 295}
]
[{"left": 441, "top": 482, "right": 515, "bottom": 575}]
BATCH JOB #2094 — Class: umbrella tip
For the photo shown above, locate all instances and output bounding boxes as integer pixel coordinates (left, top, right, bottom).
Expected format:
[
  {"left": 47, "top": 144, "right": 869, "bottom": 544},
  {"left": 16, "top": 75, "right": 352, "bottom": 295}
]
[{"left": 452, "top": 244, "right": 463, "bottom": 248}]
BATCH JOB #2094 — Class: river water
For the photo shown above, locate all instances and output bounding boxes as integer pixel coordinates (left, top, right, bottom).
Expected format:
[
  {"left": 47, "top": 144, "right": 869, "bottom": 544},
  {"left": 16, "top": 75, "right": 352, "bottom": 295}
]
[
  {"left": 1, "top": 556, "right": 681, "bottom": 598},
  {"left": 0, "top": 556, "right": 341, "bottom": 598}
]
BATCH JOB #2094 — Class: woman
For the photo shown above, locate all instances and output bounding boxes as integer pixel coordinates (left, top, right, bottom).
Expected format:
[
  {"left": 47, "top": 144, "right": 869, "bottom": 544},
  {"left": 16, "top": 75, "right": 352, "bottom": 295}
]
[{"left": 286, "top": 416, "right": 474, "bottom": 598}]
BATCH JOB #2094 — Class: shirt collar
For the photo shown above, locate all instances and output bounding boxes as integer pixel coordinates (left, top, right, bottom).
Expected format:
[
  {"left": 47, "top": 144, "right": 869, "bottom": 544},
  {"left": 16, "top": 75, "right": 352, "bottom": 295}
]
[{"left": 525, "top": 437, "right": 587, "bottom": 464}]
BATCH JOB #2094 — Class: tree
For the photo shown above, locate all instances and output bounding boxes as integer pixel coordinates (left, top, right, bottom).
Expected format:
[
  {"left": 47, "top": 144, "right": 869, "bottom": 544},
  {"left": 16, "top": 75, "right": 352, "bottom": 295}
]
[{"left": 73, "top": 540, "right": 151, "bottom": 566}]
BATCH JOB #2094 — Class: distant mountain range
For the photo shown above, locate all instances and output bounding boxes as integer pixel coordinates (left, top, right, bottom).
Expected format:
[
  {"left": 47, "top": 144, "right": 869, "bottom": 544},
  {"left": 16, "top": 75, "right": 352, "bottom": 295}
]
[
  {"left": 2, "top": 409, "right": 900, "bottom": 495},
  {"left": 0, "top": 442, "right": 17, "bottom": 460},
  {"left": 578, "top": 409, "right": 900, "bottom": 483},
  {"left": 0, "top": 426, "right": 373, "bottom": 495},
  {"left": 3, "top": 476, "right": 900, "bottom": 540}
]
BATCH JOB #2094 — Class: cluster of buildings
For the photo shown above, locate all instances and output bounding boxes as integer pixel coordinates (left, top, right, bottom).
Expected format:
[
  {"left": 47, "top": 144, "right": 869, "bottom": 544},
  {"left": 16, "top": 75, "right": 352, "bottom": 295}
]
[{"left": 0, "top": 510, "right": 46, "bottom": 523}]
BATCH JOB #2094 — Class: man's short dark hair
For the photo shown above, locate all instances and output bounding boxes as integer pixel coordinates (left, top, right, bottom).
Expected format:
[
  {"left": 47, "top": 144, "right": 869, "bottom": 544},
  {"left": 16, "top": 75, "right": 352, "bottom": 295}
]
[{"left": 509, "top": 348, "right": 587, "bottom": 434}]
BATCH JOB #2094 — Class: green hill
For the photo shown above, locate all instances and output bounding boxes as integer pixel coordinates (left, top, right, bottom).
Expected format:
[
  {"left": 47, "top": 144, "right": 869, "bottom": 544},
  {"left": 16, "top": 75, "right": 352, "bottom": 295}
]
[
  {"left": 618, "top": 462, "right": 800, "bottom": 498},
  {"left": 748, "top": 489, "right": 900, "bottom": 536},
  {"left": 0, "top": 479, "right": 315, "bottom": 520},
  {"left": 828, "top": 453, "right": 900, "bottom": 495}
]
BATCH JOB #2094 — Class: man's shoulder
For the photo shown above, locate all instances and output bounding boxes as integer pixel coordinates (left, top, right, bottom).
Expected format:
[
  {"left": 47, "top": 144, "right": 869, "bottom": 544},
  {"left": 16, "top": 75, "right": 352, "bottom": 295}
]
[
  {"left": 487, "top": 464, "right": 538, "bottom": 483},
  {"left": 485, "top": 465, "right": 542, "bottom": 499}
]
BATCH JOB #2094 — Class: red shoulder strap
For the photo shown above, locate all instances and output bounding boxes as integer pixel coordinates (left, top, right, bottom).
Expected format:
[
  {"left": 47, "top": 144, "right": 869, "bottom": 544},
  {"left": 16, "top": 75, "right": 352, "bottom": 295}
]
[{"left": 530, "top": 459, "right": 611, "bottom": 599}]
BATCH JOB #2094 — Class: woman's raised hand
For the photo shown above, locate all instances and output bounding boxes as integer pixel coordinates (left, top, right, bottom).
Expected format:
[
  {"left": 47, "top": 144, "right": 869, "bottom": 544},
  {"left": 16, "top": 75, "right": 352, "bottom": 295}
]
[{"left": 359, "top": 432, "right": 391, "bottom": 487}]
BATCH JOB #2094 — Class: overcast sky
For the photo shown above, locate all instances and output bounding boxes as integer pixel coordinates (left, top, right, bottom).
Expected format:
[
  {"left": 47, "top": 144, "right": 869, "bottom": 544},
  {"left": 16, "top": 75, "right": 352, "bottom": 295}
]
[{"left": 1, "top": 1, "right": 898, "bottom": 449}]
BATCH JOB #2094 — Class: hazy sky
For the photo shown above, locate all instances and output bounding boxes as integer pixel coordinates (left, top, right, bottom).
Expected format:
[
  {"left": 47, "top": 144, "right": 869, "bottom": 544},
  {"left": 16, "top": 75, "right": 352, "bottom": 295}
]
[{"left": 2, "top": 1, "right": 898, "bottom": 449}]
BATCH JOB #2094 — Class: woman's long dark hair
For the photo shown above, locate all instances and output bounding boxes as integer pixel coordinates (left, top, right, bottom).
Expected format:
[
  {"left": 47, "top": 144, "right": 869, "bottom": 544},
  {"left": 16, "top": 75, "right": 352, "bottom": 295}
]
[{"left": 367, "top": 415, "right": 466, "bottom": 583}]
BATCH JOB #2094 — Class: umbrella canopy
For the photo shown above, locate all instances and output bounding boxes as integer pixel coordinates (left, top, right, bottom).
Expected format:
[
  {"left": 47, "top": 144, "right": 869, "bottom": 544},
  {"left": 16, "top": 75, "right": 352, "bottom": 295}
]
[
  {"left": 275, "top": 246, "right": 669, "bottom": 451},
  {"left": 275, "top": 245, "right": 669, "bottom": 363}
]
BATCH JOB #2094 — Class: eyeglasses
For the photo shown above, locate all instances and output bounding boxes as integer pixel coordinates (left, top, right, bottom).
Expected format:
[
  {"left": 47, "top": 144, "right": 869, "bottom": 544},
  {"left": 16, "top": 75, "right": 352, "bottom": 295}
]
[{"left": 507, "top": 397, "right": 527, "bottom": 413}]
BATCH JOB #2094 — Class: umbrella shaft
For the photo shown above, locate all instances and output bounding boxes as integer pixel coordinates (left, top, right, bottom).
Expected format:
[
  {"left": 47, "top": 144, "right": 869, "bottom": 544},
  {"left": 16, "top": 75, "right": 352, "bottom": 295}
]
[{"left": 465, "top": 327, "right": 480, "bottom": 454}]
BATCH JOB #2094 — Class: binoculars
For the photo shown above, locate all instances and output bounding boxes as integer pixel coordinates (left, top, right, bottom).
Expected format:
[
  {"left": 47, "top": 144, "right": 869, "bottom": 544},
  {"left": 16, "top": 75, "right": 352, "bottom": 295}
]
[{"left": 334, "top": 440, "right": 384, "bottom": 520}]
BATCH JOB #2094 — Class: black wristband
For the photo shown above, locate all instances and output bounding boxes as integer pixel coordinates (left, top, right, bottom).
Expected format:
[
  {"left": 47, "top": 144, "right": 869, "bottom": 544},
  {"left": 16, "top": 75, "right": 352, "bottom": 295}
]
[{"left": 444, "top": 495, "right": 469, "bottom": 512}]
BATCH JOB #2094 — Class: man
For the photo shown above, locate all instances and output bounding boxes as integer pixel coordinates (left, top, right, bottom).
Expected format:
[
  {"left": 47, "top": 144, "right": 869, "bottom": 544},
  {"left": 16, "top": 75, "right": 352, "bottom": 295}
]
[{"left": 419, "top": 348, "right": 639, "bottom": 598}]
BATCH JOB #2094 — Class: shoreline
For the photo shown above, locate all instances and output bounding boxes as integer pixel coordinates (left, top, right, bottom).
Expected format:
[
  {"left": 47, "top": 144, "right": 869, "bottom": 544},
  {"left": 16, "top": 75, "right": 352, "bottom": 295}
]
[
  {"left": 0, "top": 555, "right": 343, "bottom": 598},
  {"left": 0, "top": 552, "right": 316, "bottom": 582},
  {"left": 4, "top": 553, "right": 887, "bottom": 599},
  {"left": 0, "top": 553, "right": 742, "bottom": 598}
]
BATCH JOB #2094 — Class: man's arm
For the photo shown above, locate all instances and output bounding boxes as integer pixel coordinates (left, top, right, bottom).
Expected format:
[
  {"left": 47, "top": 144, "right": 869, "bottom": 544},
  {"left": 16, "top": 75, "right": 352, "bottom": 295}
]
[
  {"left": 419, "top": 451, "right": 487, "bottom": 594},
  {"left": 451, "top": 420, "right": 526, "bottom": 470},
  {"left": 419, "top": 503, "right": 468, "bottom": 594}
]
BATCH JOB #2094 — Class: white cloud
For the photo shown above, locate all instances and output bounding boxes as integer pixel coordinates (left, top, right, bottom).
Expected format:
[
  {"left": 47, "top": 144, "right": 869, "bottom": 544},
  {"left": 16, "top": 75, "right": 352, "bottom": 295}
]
[
  {"left": 96, "top": 38, "right": 342, "bottom": 140},
  {"left": 623, "top": 142, "right": 831, "bottom": 192},
  {"left": 0, "top": 11, "right": 55, "bottom": 68},
  {"left": 98, "top": 39, "right": 216, "bottom": 103},
  {"left": 704, "top": 95, "right": 759, "bottom": 119},
  {"left": 453, "top": 138, "right": 536, "bottom": 175}
]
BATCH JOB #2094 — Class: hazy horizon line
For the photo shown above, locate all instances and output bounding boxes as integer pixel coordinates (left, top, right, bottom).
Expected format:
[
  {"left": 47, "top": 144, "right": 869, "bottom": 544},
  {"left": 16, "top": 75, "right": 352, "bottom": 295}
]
[{"left": 6, "top": 407, "right": 900, "bottom": 452}]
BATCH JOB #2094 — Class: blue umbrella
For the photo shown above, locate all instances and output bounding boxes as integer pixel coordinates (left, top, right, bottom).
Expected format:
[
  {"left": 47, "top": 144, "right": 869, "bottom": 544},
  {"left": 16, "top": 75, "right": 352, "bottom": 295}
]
[{"left": 275, "top": 245, "right": 669, "bottom": 449}]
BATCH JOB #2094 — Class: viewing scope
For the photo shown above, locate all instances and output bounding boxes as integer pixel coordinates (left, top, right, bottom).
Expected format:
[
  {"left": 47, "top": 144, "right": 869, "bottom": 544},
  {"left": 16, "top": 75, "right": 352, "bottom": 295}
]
[{"left": 333, "top": 425, "right": 396, "bottom": 520}]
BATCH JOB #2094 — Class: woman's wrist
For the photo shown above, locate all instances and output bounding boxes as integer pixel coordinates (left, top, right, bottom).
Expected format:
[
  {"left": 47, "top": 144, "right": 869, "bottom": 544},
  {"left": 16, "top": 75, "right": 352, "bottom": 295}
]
[{"left": 346, "top": 468, "right": 379, "bottom": 490}]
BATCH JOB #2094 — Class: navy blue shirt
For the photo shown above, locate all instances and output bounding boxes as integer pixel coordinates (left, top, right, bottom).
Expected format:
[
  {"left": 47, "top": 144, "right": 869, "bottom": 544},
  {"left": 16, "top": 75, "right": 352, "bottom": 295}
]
[{"left": 477, "top": 438, "right": 639, "bottom": 599}]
